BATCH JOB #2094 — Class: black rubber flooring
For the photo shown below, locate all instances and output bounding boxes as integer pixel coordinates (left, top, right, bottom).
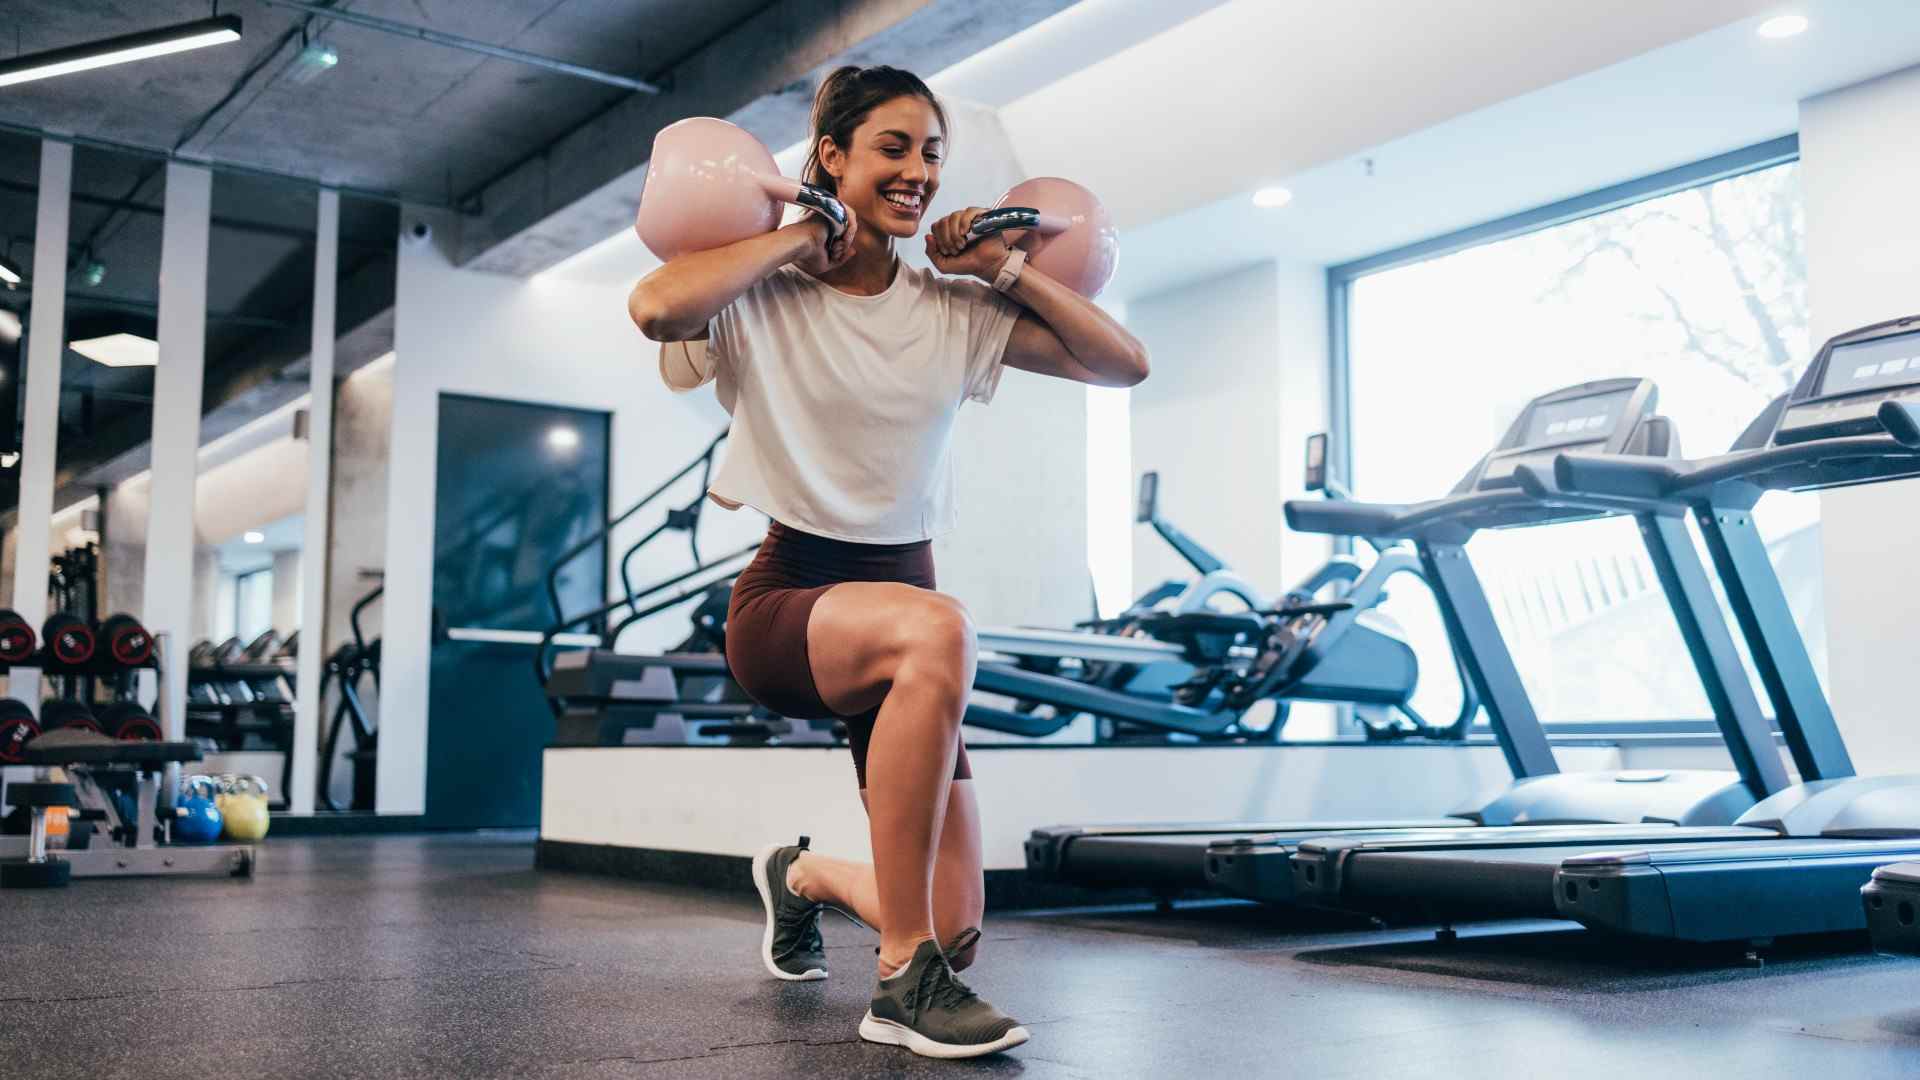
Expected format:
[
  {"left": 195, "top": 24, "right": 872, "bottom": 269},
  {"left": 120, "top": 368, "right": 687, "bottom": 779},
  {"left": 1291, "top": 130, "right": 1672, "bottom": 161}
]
[{"left": 5, "top": 832, "right": 1920, "bottom": 1078}]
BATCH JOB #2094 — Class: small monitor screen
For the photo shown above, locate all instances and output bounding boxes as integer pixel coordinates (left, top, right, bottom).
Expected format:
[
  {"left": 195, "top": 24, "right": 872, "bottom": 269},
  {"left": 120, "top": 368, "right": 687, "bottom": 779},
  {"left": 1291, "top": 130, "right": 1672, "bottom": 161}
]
[
  {"left": 1520, "top": 390, "right": 1632, "bottom": 448},
  {"left": 1821, "top": 328, "right": 1920, "bottom": 396}
]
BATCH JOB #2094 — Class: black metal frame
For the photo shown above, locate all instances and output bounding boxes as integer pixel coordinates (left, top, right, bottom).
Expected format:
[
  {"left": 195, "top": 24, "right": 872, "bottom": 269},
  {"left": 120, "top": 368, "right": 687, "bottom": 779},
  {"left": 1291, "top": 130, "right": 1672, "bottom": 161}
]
[{"left": 536, "top": 429, "right": 758, "bottom": 685}]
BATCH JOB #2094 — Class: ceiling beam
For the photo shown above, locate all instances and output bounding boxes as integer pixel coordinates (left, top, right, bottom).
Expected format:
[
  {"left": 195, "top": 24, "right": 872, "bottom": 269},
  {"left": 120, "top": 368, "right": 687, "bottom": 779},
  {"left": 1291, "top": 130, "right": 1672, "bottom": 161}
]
[{"left": 459, "top": 0, "right": 1079, "bottom": 275}]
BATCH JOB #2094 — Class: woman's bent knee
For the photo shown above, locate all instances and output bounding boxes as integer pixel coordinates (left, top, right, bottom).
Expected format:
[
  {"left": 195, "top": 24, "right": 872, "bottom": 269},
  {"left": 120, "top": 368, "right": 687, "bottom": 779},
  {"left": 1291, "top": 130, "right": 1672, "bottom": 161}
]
[{"left": 902, "top": 595, "right": 977, "bottom": 677}]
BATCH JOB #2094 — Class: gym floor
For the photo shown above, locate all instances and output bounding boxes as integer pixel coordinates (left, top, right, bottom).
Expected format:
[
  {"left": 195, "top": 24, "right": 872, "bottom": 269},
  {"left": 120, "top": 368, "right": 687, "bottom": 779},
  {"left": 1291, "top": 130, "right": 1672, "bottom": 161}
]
[{"left": 6, "top": 834, "right": 1919, "bottom": 1079}]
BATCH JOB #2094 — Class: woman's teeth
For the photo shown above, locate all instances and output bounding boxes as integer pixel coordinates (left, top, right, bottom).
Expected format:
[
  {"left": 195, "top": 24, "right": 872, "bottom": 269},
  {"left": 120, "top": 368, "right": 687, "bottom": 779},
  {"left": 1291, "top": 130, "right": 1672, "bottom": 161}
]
[{"left": 883, "top": 192, "right": 921, "bottom": 212}]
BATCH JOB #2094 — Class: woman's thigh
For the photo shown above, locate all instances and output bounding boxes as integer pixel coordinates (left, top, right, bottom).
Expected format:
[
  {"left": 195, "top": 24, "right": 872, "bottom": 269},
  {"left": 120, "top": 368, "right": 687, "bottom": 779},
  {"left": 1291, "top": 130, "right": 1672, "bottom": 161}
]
[{"left": 806, "top": 581, "right": 971, "bottom": 717}]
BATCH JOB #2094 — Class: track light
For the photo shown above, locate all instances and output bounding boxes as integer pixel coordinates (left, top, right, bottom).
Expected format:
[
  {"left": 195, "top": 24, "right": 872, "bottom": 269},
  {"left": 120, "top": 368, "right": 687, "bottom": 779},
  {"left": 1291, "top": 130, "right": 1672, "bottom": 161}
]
[
  {"left": 0, "top": 254, "right": 19, "bottom": 287},
  {"left": 0, "top": 15, "right": 243, "bottom": 89}
]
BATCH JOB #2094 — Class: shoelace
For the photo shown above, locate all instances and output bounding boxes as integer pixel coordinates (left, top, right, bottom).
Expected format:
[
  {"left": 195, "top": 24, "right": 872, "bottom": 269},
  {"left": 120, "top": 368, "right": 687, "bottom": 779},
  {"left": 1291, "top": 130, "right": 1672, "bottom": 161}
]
[{"left": 918, "top": 953, "right": 980, "bottom": 1012}]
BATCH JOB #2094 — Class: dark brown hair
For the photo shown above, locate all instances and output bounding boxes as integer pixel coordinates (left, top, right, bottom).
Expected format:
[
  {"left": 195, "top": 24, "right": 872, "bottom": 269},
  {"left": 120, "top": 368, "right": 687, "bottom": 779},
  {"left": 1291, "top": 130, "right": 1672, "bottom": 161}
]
[{"left": 801, "top": 65, "right": 948, "bottom": 194}]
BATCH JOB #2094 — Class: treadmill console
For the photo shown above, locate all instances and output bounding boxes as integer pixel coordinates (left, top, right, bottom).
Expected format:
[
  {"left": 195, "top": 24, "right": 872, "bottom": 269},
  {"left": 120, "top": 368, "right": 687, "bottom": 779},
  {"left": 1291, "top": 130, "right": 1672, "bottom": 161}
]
[
  {"left": 1775, "top": 317, "right": 1920, "bottom": 446},
  {"left": 1470, "top": 379, "right": 1656, "bottom": 492}
]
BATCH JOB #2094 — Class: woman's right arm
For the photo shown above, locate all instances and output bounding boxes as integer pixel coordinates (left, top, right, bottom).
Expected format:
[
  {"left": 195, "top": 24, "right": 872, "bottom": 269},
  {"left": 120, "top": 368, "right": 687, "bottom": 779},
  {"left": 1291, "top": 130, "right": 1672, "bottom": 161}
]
[{"left": 628, "top": 220, "right": 825, "bottom": 341}]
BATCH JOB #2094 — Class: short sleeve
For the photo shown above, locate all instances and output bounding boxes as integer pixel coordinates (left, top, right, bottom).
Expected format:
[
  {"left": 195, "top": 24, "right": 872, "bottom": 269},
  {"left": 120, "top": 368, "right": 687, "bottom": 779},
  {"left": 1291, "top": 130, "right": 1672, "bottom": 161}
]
[
  {"left": 949, "top": 278, "right": 1021, "bottom": 405},
  {"left": 658, "top": 337, "right": 714, "bottom": 392}
]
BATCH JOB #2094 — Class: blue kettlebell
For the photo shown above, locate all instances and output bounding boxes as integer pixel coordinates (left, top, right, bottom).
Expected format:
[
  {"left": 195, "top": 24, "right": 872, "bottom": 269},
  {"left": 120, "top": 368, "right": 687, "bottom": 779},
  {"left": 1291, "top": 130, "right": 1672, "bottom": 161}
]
[{"left": 174, "top": 775, "right": 224, "bottom": 844}]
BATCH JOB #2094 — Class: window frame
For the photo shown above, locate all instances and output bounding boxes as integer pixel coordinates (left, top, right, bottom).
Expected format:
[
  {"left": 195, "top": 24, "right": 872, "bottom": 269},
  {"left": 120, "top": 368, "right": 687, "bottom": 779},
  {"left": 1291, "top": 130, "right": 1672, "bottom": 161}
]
[{"left": 1323, "top": 135, "right": 1803, "bottom": 739}]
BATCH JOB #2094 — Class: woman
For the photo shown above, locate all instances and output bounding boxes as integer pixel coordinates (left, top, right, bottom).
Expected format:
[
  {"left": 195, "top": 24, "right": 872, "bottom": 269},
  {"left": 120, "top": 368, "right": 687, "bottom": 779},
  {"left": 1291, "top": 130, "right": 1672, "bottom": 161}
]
[{"left": 630, "top": 65, "right": 1148, "bottom": 1060}]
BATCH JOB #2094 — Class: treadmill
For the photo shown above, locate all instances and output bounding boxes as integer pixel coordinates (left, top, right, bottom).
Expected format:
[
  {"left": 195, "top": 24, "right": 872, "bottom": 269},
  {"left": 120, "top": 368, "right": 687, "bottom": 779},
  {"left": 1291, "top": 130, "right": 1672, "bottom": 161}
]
[
  {"left": 1532, "top": 315, "right": 1920, "bottom": 944},
  {"left": 1030, "top": 378, "right": 1781, "bottom": 897},
  {"left": 1290, "top": 316, "right": 1920, "bottom": 942}
]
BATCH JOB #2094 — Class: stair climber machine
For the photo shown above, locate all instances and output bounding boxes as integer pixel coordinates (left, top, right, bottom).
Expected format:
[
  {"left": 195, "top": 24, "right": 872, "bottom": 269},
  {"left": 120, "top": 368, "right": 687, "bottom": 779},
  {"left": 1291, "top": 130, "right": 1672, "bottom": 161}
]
[
  {"left": 1267, "top": 323, "right": 1920, "bottom": 952},
  {"left": 969, "top": 463, "right": 1472, "bottom": 744},
  {"left": 1038, "top": 378, "right": 1791, "bottom": 902}
]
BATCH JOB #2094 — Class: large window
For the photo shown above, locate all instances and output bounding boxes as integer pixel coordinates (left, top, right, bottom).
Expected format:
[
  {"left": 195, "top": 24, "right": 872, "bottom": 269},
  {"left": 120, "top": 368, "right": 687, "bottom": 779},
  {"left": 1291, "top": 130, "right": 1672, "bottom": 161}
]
[{"left": 1341, "top": 147, "right": 1823, "bottom": 727}]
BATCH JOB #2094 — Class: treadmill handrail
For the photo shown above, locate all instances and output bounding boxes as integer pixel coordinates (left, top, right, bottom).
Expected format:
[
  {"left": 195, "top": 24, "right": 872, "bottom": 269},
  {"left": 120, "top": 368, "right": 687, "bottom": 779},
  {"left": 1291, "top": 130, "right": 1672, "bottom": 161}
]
[
  {"left": 1881, "top": 399, "right": 1920, "bottom": 447},
  {"left": 1283, "top": 499, "right": 1407, "bottom": 538},
  {"left": 1555, "top": 433, "right": 1919, "bottom": 499}
]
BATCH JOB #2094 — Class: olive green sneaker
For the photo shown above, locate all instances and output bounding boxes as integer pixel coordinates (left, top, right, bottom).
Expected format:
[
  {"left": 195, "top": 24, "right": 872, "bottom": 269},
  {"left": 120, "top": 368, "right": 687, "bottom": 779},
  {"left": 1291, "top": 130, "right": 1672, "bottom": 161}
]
[
  {"left": 751, "top": 836, "right": 828, "bottom": 981},
  {"left": 860, "top": 938, "right": 1029, "bottom": 1059}
]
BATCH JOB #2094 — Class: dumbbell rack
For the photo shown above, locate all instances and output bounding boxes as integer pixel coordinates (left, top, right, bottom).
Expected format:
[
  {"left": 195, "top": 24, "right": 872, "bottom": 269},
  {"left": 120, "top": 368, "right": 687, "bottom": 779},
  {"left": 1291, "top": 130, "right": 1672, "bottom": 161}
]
[
  {"left": 185, "top": 656, "right": 295, "bottom": 804},
  {"left": 0, "top": 649, "right": 164, "bottom": 764}
]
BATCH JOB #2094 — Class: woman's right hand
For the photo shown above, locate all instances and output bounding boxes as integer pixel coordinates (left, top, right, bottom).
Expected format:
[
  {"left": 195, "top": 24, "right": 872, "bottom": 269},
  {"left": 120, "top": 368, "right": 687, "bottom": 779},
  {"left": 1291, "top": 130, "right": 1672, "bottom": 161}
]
[{"left": 786, "top": 212, "right": 857, "bottom": 275}]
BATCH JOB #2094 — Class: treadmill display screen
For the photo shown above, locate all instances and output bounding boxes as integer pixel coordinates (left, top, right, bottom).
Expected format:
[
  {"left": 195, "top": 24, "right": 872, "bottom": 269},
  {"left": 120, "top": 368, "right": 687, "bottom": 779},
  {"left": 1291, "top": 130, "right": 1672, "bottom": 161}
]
[
  {"left": 1821, "top": 329, "right": 1920, "bottom": 396},
  {"left": 1520, "top": 390, "right": 1633, "bottom": 448}
]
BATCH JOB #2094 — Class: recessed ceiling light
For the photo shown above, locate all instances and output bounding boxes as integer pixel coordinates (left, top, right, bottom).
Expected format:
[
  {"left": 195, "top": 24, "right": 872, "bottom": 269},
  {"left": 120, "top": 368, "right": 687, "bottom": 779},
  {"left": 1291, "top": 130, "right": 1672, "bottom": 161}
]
[
  {"left": 70, "top": 333, "right": 158, "bottom": 367},
  {"left": 0, "top": 15, "right": 243, "bottom": 88},
  {"left": 1252, "top": 186, "right": 1294, "bottom": 209},
  {"left": 1757, "top": 14, "right": 1808, "bottom": 39},
  {"left": 546, "top": 425, "right": 580, "bottom": 452},
  {"left": 244, "top": 531, "right": 265, "bottom": 544}
]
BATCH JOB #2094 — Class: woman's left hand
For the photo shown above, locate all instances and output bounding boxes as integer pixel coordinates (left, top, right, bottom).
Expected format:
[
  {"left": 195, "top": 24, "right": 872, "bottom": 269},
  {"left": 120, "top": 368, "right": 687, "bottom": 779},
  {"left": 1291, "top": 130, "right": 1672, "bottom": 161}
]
[{"left": 926, "top": 207, "right": 1013, "bottom": 283}]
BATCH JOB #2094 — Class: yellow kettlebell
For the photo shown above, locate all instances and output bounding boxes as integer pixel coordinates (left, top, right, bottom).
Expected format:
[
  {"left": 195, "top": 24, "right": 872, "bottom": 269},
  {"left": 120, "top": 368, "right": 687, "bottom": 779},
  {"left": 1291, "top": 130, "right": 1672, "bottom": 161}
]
[{"left": 222, "top": 774, "right": 271, "bottom": 843}]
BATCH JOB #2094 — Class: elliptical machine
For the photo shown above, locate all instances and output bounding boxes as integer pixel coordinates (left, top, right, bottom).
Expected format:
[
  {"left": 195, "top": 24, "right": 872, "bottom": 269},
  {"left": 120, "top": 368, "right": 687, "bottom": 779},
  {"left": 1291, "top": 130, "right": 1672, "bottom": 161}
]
[{"left": 988, "top": 441, "right": 1475, "bottom": 744}]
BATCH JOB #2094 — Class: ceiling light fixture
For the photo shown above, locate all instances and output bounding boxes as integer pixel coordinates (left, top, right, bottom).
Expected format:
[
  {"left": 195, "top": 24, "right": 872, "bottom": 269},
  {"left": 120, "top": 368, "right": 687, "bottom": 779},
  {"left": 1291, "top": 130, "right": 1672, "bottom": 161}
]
[
  {"left": 244, "top": 531, "right": 265, "bottom": 544},
  {"left": 546, "top": 426, "right": 581, "bottom": 453},
  {"left": 0, "top": 15, "right": 243, "bottom": 89},
  {"left": 71, "top": 333, "right": 158, "bottom": 368},
  {"left": 1252, "top": 186, "right": 1294, "bottom": 209},
  {"left": 1757, "top": 14, "right": 1809, "bottom": 39},
  {"left": 0, "top": 254, "right": 20, "bottom": 287}
]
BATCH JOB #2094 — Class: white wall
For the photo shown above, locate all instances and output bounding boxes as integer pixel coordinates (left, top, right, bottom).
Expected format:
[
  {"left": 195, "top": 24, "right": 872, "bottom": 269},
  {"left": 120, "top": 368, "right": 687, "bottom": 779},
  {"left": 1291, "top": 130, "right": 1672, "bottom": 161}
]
[
  {"left": 913, "top": 98, "right": 1089, "bottom": 628},
  {"left": 1799, "top": 64, "right": 1920, "bottom": 776},
  {"left": 544, "top": 742, "right": 1627, "bottom": 870},
  {"left": 1125, "top": 260, "right": 1330, "bottom": 598}
]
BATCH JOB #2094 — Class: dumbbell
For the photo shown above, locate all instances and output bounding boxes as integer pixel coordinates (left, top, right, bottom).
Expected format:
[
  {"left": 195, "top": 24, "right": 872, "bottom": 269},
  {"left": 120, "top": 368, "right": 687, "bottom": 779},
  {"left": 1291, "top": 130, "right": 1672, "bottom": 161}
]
[
  {"left": 39, "top": 698, "right": 100, "bottom": 735},
  {"left": 0, "top": 697, "right": 39, "bottom": 764},
  {"left": 98, "top": 700, "right": 160, "bottom": 742},
  {"left": 0, "top": 609, "right": 36, "bottom": 663},
  {"left": 42, "top": 613, "right": 94, "bottom": 665},
  {"left": 967, "top": 177, "right": 1119, "bottom": 299},
  {"left": 634, "top": 116, "right": 849, "bottom": 261},
  {"left": 99, "top": 613, "right": 153, "bottom": 667}
]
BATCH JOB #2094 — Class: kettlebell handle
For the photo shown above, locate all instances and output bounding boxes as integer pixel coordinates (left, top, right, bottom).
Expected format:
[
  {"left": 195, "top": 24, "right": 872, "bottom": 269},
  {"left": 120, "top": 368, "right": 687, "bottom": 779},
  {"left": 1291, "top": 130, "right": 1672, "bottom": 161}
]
[
  {"left": 756, "top": 176, "right": 849, "bottom": 241},
  {"left": 970, "top": 206, "right": 1071, "bottom": 240}
]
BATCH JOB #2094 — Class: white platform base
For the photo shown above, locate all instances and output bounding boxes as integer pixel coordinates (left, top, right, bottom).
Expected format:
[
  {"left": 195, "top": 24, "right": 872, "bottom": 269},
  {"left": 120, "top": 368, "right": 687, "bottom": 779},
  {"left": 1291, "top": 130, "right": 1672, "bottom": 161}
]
[{"left": 541, "top": 741, "right": 1671, "bottom": 872}]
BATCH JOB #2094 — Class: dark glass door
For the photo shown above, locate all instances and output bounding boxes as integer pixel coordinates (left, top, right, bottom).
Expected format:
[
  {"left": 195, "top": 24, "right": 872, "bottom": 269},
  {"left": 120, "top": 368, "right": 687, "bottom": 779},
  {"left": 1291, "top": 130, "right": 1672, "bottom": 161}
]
[{"left": 429, "top": 394, "right": 609, "bottom": 828}]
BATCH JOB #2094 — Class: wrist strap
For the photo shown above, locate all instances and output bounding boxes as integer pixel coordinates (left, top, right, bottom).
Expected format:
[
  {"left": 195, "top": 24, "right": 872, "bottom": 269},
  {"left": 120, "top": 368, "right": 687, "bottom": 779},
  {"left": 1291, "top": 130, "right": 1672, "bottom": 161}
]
[{"left": 992, "top": 248, "right": 1027, "bottom": 293}]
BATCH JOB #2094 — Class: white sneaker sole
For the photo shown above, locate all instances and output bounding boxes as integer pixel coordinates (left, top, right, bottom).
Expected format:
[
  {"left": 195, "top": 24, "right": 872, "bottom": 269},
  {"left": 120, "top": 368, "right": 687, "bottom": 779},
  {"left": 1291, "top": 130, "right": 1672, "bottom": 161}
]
[
  {"left": 859, "top": 1013, "right": 1031, "bottom": 1059},
  {"left": 751, "top": 843, "right": 827, "bottom": 982}
]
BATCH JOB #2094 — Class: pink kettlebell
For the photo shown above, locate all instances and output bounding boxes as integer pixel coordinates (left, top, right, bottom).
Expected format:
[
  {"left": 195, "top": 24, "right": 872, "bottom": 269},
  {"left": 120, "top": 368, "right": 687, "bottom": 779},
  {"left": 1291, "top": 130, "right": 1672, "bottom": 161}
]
[
  {"left": 969, "top": 177, "right": 1119, "bottom": 299},
  {"left": 636, "top": 117, "right": 848, "bottom": 261}
]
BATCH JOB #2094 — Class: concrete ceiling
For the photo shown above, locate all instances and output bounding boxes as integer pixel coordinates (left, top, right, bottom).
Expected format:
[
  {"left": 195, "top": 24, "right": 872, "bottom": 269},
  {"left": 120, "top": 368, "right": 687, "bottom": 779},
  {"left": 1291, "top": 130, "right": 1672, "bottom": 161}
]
[{"left": 1, "top": 1, "right": 766, "bottom": 204}]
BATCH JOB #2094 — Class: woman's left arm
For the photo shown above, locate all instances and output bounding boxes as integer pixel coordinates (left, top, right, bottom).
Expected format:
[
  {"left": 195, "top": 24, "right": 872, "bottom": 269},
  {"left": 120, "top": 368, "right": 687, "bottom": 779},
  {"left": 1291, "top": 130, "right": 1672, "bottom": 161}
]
[{"left": 929, "top": 209, "right": 1149, "bottom": 388}]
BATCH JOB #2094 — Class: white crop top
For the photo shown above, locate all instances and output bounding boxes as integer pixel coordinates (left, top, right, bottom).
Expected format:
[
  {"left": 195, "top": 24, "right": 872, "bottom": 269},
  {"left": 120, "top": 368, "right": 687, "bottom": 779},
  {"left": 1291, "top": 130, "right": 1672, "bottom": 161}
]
[{"left": 668, "top": 261, "right": 1020, "bottom": 543}]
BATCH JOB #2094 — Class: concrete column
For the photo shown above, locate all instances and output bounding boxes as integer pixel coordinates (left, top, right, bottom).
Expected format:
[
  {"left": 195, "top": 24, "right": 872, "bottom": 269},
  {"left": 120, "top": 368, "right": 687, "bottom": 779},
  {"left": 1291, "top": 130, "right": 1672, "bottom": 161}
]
[
  {"left": 143, "top": 163, "right": 212, "bottom": 742},
  {"left": 12, "top": 140, "right": 72, "bottom": 704},
  {"left": 290, "top": 189, "right": 339, "bottom": 815}
]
